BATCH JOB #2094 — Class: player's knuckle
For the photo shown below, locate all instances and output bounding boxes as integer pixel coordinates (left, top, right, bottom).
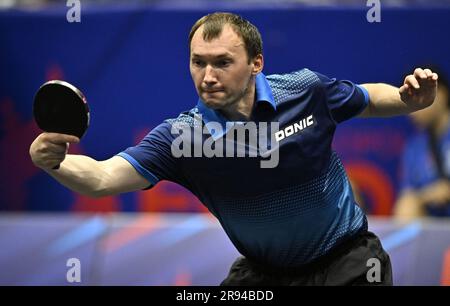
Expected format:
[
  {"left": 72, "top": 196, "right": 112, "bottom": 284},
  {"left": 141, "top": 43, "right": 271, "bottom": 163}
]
[{"left": 38, "top": 145, "right": 48, "bottom": 154}]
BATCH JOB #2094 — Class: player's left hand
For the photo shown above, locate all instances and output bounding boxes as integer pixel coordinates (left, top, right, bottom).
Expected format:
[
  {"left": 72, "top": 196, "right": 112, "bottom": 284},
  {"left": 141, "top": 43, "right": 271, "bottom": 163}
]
[{"left": 399, "top": 68, "right": 438, "bottom": 110}]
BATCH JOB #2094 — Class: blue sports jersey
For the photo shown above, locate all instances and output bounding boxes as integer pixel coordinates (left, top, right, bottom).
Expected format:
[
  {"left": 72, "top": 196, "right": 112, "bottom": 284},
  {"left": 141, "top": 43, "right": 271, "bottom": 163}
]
[
  {"left": 118, "top": 68, "right": 370, "bottom": 267},
  {"left": 400, "top": 125, "right": 450, "bottom": 216}
]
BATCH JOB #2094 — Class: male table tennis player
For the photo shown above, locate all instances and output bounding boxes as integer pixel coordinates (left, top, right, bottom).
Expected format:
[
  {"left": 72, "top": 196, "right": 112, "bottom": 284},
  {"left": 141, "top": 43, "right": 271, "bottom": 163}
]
[{"left": 30, "top": 13, "right": 438, "bottom": 285}]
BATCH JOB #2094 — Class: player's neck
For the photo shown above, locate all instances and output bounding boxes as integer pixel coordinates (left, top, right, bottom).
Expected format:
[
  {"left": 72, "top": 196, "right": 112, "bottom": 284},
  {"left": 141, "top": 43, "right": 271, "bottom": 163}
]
[{"left": 220, "top": 81, "right": 256, "bottom": 121}]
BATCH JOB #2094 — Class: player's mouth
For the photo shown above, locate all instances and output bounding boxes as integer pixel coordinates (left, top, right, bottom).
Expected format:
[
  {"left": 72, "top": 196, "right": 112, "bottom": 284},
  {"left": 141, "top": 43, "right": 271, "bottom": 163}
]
[{"left": 203, "top": 89, "right": 224, "bottom": 93}]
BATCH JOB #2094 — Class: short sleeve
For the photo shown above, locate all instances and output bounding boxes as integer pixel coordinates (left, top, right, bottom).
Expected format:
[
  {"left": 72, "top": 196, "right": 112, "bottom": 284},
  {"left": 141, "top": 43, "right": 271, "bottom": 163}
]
[
  {"left": 117, "top": 122, "right": 180, "bottom": 188},
  {"left": 314, "top": 71, "right": 369, "bottom": 123}
]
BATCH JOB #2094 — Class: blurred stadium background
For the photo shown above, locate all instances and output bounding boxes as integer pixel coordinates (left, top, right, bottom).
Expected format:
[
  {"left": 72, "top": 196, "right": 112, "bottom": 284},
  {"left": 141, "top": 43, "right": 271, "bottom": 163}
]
[{"left": 0, "top": 0, "right": 449, "bottom": 285}]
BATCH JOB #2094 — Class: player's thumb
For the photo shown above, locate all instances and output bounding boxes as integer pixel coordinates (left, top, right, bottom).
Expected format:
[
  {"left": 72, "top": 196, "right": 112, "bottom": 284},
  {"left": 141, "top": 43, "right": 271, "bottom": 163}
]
[{"left": 50, "top": 133, "right": 80, "bottom": 144}]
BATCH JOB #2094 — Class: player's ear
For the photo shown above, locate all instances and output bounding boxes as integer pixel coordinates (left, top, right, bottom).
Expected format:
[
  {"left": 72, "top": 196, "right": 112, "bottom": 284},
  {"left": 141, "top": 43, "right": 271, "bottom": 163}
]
[{"left": 251, "top": 54, "right": 263, "bottom": 76}]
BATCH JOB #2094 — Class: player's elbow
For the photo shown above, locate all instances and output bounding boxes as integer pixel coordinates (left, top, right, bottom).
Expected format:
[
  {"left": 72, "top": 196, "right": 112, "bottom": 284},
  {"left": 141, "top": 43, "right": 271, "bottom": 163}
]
[
  {"left": 78, "top": 186, "right": 110, "bottom": 198},
  {"left": 85, "top": 189, "right": 110, "bottom": 198},
  {"left": 87, "top": 170, "right": 116, "bottom": 198}
]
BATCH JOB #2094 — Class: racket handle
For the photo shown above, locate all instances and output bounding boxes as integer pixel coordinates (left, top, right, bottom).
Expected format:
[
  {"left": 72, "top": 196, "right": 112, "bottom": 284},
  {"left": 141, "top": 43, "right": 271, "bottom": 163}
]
[{"left": 52, "top": 164, "right": 60, "bottom": 170}]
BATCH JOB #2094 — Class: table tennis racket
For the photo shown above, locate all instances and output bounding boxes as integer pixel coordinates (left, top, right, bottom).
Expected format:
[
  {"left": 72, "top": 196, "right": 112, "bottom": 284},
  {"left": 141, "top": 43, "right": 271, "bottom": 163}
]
[{"left": 33, "top": 80, "right": 90, "bottom": 169}]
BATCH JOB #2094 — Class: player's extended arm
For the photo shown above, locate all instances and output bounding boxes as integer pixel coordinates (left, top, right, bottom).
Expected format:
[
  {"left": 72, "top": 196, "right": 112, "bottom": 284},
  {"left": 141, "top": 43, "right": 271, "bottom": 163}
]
[
  {"left": 359, "top": 68, "right": 438, "bottom": 118},
  {"left": 29, "top": 132, "right": 150, "bottom": 198}
]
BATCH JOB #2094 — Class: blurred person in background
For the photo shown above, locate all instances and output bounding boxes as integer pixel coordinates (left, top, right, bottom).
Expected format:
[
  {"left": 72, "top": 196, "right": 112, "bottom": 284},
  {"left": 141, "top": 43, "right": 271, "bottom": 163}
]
[{"left": 395, "top": 67, "right": 450, "bottom": 219}]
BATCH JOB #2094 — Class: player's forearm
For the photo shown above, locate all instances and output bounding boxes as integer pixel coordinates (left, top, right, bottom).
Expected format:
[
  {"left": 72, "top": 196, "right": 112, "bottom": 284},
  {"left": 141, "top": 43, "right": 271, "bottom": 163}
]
[
  {"left": 359, "top": 83, "right": 416, "bottom": 118},
  {"left": 44, "top": 154, "right": 109, "bottom": 197}
]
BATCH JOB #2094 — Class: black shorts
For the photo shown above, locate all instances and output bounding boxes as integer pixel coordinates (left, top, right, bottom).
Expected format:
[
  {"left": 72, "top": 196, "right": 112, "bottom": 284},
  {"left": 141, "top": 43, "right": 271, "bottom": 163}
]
[{"left": 221, "top": 230, "right": 392, "bottom": 286}]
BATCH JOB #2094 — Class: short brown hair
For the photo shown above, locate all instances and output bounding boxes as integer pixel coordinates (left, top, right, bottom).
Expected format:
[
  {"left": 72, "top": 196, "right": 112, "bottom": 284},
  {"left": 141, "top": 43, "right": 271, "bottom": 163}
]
[{"left": 188, "top": 12, "right": 263, "bottom": 63}]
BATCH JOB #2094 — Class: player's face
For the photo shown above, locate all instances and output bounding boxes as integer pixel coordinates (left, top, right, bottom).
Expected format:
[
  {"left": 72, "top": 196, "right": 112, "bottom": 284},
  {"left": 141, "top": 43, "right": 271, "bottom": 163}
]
[
  {"left": 411, "top": 85, "right": 449, "bottom": 128},
  {"left": 190, "top": 24, "right": 260, "bottom": 110}
]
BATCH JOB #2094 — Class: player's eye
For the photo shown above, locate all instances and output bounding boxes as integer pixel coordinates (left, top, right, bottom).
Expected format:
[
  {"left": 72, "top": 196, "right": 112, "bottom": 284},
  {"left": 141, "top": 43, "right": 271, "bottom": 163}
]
[
  {"left": 216, "top": 60, "right": 231, "bottom": 68},
  {"left": 192, "top": 59, "right": 205, "bottom": 67}
]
